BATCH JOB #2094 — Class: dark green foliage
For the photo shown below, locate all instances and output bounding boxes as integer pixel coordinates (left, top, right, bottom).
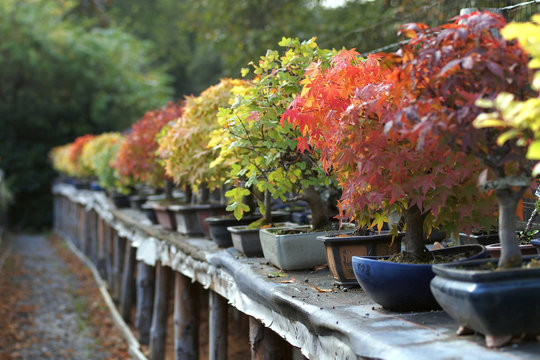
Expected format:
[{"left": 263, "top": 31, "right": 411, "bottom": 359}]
[{"left": 0, "top": 0, "right": 172, "bottom": 229}]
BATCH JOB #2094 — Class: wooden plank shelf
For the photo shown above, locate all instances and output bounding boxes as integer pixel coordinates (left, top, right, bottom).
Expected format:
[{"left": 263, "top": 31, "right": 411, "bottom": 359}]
[{"left": 52, "top": 184, "right": 540, "bottom": 360}]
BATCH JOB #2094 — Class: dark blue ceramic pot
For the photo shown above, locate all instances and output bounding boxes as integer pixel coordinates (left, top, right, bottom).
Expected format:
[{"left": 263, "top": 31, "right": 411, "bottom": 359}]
[
  {"left": 531, "top": 239, "right": 540, "bottom": 255},
  {"left": 431, "top": 255, "right": 540, "bottom": 336},
  {"left": 352, "top": 244, "right": 487, "bottom": 311}
]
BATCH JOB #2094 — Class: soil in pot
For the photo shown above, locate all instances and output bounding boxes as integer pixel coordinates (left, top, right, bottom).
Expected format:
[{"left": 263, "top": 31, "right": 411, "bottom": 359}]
[{"left": 352, "top": 244, "right": 487, "bottom": 311}]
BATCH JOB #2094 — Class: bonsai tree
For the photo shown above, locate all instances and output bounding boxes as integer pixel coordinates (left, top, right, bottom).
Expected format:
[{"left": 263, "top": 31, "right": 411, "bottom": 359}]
[
  {"left": 210, "top": 37, "right": 337, "bottom": 229},
  {"left": 283, "top": 47, "right": 496, "bottom": 261},
  {"left": 473, "top": 14, "right": 540, "bottom": 268},
  {"left": 68, "top": 134, "right": 95, "bottom": 180},
  {"left": 387, "top": 11, "right": 531, "bottom": 266},
  {"left": 114, "top": 102, "right": 184, "bottom": 200},
  {"left": 80, "top": 132, "right": 130, "bottom": 193},
  {"left": 157, "top": 78, "right": 250, "bottom": 204},
  {"left": 49, "top": 143, "right": 76, "bottom": 179}
]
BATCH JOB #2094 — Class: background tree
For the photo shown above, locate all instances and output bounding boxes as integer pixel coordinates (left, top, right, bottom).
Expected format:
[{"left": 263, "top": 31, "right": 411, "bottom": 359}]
[{"left": 0, "top": 0, "right": 171, "bottom": 229}]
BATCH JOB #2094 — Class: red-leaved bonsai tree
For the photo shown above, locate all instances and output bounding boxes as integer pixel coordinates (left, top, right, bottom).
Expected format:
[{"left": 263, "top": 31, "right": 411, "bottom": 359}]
[
  {"left": 386, "top": 11, "right": 533, "bottom": 267},
  {"left": 284, "top": 48, "right": 496, "bottom": 261},
  {"left": 114, "top": 102, "right": 184, "bottom": 199}
]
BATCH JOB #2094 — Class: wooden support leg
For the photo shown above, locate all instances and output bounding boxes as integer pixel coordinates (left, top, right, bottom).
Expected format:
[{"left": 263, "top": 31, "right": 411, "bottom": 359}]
[
  {"left": 120, "top": 244, "right": 137, "bottom": 322},
  {"left": 209, "top": 290, "right": 228, "bottom": 360},
  {"left": 249, "top": 317, "right": 292, "bottom": 360},
  {"left": 174, "top": 272, "right": 199, "bottom": 360},
  {"left": 113, "top": 233, "right": 126, "bottom": 301},
  {"left": 136, "top": 261, "right": 155, "bottom": 345},
  {"left": 150, "top": 262, "right": 172, "bottom": 360},
  {"left": 105, "top": 224, "right": 114, "bottom": 288},
  {"left": 78, "top": 206, "right": 86, "bottom": 250},
  {"left": 89, "top": 211, "right": 98, "bottom": 264},
  {"left": 97, "top": 217, "right": 106, "bottom": 278}
]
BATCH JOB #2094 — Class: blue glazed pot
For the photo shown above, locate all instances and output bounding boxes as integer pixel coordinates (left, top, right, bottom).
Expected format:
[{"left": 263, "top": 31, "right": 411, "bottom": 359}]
[
  {"left": 352, "top": 244, "right": 487, "bottom": 311},
  {"left": 531, "top": 239, "right": 540, "bottom": 255},
  {"left": 431, "top": 256, "right": 540, "bottom": 337}
]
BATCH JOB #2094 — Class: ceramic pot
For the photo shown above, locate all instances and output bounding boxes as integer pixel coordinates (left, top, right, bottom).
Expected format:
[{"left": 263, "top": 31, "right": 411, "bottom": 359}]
[
  {"left": 259, "top": 224, "right": 356, "bottom": 271},
  {"left": 531, "top": 239, "right": 540, "bottom": 254},
  {"left": 128, "top": 195, "right": 147, "bottom": 210},
  {"left": 431, "top": 256, "right": 540, "bottom": 337},
  {"left": 110, "top": 193, "right": 130, "bottom": 208},
  {"left": 151, "top": 203, "right": 177, "bottom": 230},
  {"left": 170, "top": 204, "right": 228, "bottom": 236},
  {"left": 141, "top": 202, "right": 159, "bottom": 225},
  {"left": 485, "top": 242, "right": 537, "bottom": 257},
  {"left": 352, "top": 244, "right": 487, "bottom": 311},
  {"left": 207, "top": 212, "right": 292, "bottom": 247},
  {"left": 229, "top": 222, "right": 299, "bottom": 257},
  {"left": 459, "top": 232, "right": 499, "bottom": 246},
  {"left": 319, "top": 232, "right": 404, "bottom": 287}
]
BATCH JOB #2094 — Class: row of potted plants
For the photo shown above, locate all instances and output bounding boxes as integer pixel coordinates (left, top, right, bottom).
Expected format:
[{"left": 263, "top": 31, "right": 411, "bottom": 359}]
[{"left": 50, "top": 11, "right": 540, "bottom": 347}]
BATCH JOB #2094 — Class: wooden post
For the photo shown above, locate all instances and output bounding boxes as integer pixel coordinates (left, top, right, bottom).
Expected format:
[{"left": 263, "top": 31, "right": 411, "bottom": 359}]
[
  {"left": 150, "top": 262, "right": 172, "bottom": 360},
  {"left": 112, "top": 233, "right": 126, "bottom": 301},
  {"left": 136, "top": 261, "right": 155, "bottom": 345},
  {"left": 78, "top": 206, "right": 86, "bottom": 251},
  {"left": 249, "top": 317, "right": 292, "bottom": 360},
  {"left": 104, "top": 224, "right": 114, "bottom": 288},
  {"left": 209, "top": 290, "right": 228, "bottom": 360},
  {"left": 120, "top": 244, "right": 137, "bottom": 322},
  {"left": 89, "top": 210, "right": 98, "bottom": 264},
  {"left": 97, "top": 217, "right": 107, "bottom": 278},
  {"left": 174, "top": 272, "right": 199, "bottom": 360}
]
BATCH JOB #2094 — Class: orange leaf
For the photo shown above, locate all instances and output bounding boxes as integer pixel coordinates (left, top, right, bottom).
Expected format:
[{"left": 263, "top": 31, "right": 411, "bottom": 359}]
[
  {"left": 516, "top": 198, "right": 524, "bottom": 221},
  {"left": 314, "top": 285, "right": 334, "bottom": 293}
]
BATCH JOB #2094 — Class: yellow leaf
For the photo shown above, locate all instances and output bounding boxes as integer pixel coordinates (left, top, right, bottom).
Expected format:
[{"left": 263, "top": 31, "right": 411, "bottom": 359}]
[{"left": 527, "top": 140, "right": 540, "bottom": 160}]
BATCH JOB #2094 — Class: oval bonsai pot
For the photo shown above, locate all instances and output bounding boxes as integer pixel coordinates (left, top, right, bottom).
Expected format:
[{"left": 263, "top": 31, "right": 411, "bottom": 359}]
[
  {"left": 485, "top": 242, "right": 537, "bottom": 257},
  {"left": 229, "top": 221, "right": 300, "bottom": 257},
  {"left": 319, "top": 232, "right": 404, "bottom": 287},
  {"left": 259, "top": 224, "right": 356, "bottom": 271},
  {"left": 207, "top": 212, "right": 291, "bottom": 248},
  {"left": 151, "top": 203, "right": 177, "bottom": 230},
  {"left": 351, "top": 244, "right": 487, "bottom": 311},
  {"left": 531, "top": 239, "right": 540, "bottom": 254},
  {"left": 430, "top": 255, "right": 540, "bottom": 338}
]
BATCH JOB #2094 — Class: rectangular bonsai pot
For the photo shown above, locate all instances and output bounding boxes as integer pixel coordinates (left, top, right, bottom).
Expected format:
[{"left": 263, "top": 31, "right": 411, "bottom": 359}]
[
  {"left": 229, "top": 222, "right": 299, "bottom": 257},
  {"left": 319, "top": 232, "right": 403, "bottom": 287},
  {"left": 151, "top": 203, "right": 177, "bottom": 230},
  {"left": 259, "top": 224, "right": 355, "bottom": 271}
]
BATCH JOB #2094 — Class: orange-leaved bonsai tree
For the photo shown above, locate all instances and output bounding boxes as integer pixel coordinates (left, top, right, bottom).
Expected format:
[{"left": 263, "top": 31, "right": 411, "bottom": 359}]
[{"left": 114, "top": 102, "right": 184, "bottom": 200}]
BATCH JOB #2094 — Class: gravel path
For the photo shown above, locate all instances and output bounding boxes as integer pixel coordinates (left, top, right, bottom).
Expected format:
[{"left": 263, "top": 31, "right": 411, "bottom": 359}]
[{"left": 0, "top": 234, "right": 118, "bottom": 359}]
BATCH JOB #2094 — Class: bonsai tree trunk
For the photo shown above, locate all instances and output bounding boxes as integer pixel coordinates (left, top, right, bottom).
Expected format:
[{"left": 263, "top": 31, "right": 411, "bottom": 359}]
[
  {"left": 184, "top": 184, "right": 193, "bottom": 204},
  {"left": 164, "top": 179, "right": 174, "bottom": 202},
  {"left": 262, "top": 189, "right": 272, "bottom": 224},
  {"left": 495, "top": 186, "right": 527, "bottom": 269},
  {"left": 302, "top": 186, "right": 329, "bottom": 230},
  {"left": 198, "top": 182, "right": 209, "bottom": 204},
  {"left": 404, "top": 204, "right": 429, "bottom": 260}
]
